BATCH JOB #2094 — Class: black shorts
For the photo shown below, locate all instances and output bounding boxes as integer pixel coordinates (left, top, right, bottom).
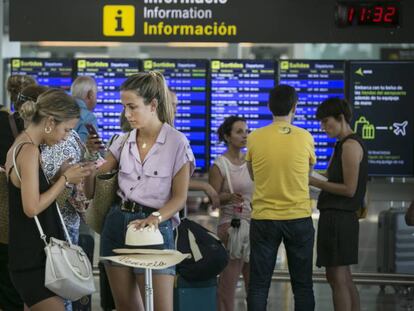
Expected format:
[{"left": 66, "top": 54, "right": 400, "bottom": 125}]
[
  {"left": 10, "top": 267, "right": 57, "bottom": 307},
  {"left": 316, "top": 209, "right": 359, "bottom": 268}
]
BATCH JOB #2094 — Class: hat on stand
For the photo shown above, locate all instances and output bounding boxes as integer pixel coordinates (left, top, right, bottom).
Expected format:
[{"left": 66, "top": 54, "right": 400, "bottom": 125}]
[{"left": 101, "top": 226, "right": 189, "bottom": 270}]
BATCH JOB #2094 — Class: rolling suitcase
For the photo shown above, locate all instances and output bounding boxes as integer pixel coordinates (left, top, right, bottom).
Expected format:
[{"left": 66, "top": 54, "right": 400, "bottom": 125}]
[
  {"left": 174, "top": 276, "right": 217, "bottom": 311},
  {"left": 377, "top": 207, "right": 414, "bottom": 274}
]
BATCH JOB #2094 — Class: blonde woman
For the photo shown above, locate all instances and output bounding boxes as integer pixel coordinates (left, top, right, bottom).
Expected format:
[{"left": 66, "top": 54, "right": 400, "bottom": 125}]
[
  {"left": 5, "top": 89, "right": 92, "bottom": 310},
  {"left": 86, "top": 72, "right": 195, "bottom": 311}
]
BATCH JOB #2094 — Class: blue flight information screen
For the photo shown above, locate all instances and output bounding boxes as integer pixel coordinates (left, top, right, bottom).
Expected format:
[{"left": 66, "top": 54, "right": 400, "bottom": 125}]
[
  {"left": 10, "top": 58, "right": 73, "bottom": 91},
  {"left": 210, "top": 60, "right": 276, "bottom": 164},
  {"left": 143, "top": 59, "right": 208, "bottom": 172},
  {"left": 279, "top": 60, "right": 346, "bottom": 170},
  {"left": 75, "top": 59, "right": 139, "bottom": 143}
]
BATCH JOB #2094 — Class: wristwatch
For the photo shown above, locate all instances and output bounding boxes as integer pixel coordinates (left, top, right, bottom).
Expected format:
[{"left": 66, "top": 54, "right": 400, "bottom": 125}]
[{"left": 151, "top": 211, "right": 162, "bottom": 223}]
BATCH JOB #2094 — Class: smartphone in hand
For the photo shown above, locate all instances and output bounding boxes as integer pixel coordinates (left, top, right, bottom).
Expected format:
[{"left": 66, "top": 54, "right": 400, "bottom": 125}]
[{"left": 85, "top": 124, "right": 105, "bottom": 149}]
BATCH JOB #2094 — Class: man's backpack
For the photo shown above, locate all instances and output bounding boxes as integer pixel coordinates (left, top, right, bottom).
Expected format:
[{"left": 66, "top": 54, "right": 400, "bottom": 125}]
[{"left": 175, "top": 218, "right": 228, "bottom": 282}]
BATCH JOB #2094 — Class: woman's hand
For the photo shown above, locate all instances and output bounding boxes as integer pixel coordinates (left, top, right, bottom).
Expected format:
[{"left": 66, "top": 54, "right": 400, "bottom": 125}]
[
  {"left": 309, "top": 176, "right": 323, "bottom": 188},
  {"left": 52, "top": 158, "right": 74, "bottom": 182},
  {"left": 63, "top": 163, "right": 94, "bottom": 185},
  {"left": 128, "top": 215, "right": 161, "bottom": 230},
  {"left": 205, "top": 184, "right": 220, "bottom": 210},
  {"left": 228, "top": 192, "right": 244, "bottom": 205}
]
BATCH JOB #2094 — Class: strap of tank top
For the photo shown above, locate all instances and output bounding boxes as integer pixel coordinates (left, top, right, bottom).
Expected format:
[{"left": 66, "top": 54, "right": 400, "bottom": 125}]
[{"left": 12, "top": 142, "right": 72, "bottom": 246}]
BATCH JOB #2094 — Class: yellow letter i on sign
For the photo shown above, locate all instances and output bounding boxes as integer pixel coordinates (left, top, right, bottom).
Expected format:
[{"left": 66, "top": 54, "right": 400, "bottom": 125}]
[{"left": 103, "top": 5, "right": 135, "bottom": 37}]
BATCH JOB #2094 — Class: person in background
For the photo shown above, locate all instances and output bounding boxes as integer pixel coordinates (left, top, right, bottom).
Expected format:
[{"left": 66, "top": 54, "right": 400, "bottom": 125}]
[
  {"left": 0, "top": 77, "right": 40, "bottom": 311},
  {"left": 5, "top": 89, "right": 92, "bottom": 311},
  {"left": 70, "top": 76, "right": 98, "bottom": 143},
  {"left": 0, "top": 75, "right": 38, "bottom": 165},
  {"left": 310, "top": 98, "right": 368, "bottom": 311},
  {"left": 7, "top": 75, "right": 37, "bottom": 107},
  {"left": 86, "top": 72, "right": 194, "bottom": 311},
  {"left": 209, "top": 116, "right": 252, "bottom": 311},
  {"left": 246, "top": 85, "right": 316, "bottom": 311},
  {"left": 40, "top": 128, "right": 88, "bottom": 311},
  {"left": 70, "top": 77, "right": 99, "bottom": 310},
  {"left": 169, "top": 89, "right": 220, "bottom": 210}
]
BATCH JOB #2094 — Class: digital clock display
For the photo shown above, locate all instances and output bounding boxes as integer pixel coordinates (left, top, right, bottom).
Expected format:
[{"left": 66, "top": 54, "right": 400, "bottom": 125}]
[{"left": 336, "top": 2, "right": 400, "bottom": 27}]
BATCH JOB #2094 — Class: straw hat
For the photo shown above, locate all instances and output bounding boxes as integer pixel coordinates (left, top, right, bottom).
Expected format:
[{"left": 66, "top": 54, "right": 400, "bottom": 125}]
[{"left": 101, "top": 226, "right": 190, "bottom": 270}]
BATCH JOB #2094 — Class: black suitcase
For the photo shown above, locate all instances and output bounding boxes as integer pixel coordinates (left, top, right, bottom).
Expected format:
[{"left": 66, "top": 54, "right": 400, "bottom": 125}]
[
  {"left": 72, "top": 233, "right": 94, "bottom": 311},
  {"left": 99, "top": 262, "right": 116, "bottom": 311},
  {"left": 377, "top": 208, "right": 414, "bottom": 274}
]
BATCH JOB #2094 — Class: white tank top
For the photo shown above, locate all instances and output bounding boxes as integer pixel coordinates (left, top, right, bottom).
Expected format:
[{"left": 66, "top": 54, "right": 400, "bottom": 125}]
[{"left": 214, "top": 155, "right": 253, "bottom": 226}]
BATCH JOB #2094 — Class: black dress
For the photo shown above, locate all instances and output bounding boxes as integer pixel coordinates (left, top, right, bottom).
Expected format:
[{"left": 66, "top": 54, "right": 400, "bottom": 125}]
[
  {"left": 8, "top": 154, "right": 65, "bottom": 307},
  {"left": 316, "top": 134, "right": 368, "bottom": 267}
]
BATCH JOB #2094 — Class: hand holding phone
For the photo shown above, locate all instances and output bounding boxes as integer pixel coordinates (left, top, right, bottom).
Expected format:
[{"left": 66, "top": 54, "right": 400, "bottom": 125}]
[
  {"left": 85, "top": 124, "right": 105, "bottom": 150},
  {"left": 85, "top": 123, "right": 99, "bottom": 138}
]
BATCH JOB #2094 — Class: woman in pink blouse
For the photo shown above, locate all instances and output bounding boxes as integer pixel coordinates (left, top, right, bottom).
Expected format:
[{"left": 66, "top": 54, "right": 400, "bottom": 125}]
[{"left": 87, "top": 72, "right": 194, "bottom": 311}]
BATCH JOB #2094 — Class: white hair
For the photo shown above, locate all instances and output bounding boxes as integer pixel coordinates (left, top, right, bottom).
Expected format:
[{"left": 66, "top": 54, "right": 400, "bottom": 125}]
[{"left": 70, "top": 76, "right": 97, "bottom": 99}]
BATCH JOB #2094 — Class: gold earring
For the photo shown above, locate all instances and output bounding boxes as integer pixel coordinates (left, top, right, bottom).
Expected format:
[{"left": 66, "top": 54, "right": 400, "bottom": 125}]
[{"left": 45, "top": 126, "right": 52, "bottom": 134}]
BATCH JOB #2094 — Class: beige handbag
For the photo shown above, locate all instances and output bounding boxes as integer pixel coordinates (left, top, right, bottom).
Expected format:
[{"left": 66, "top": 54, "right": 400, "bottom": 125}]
[
  {"left": 85, "top": 132, "right": 130, "bottom": 234},
  {"left": 85, "top": 171, "right": 118, "bottom": 234}
]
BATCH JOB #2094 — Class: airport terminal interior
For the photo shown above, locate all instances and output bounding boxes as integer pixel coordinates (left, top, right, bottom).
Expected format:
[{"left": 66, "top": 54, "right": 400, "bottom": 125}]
[{"left": 1, "top": 1, "right": 414, "bottom": 310}]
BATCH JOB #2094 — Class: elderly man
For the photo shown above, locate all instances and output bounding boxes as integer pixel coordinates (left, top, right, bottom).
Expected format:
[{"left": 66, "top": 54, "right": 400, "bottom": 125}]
[{"left": 71, "top": 76, "right": 98, "bottom": 143}]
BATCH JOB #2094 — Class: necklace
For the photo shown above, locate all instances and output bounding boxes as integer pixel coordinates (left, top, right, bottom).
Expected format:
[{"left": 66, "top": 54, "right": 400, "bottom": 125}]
[
  {"left": 24, "top": 130, "right": 36, "bottom": 145},
  {"left": 141, "top": 142, "right": 147, "bottom": 149}
]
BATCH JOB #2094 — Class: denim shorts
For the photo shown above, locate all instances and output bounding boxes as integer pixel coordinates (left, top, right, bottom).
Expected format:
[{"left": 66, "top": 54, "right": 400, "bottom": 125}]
[{"left": 100, "top": 204, "right": 175, "bottom": 275}]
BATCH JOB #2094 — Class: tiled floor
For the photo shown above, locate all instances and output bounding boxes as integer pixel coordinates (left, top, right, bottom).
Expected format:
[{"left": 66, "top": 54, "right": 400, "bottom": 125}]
[
  {"left": 87, "top": 207, "right": 414, "bottom": 310},
  {"left": 90, "top": 277, "right": 412, "bottom": 310}
]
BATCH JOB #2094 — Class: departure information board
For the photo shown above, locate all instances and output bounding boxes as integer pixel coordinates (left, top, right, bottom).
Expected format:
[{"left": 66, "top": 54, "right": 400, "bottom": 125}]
[
  {"left": 349, "top": 61, "right": 414, "bottom": 176},
  {"left": 75, "top": 59, "right": 139, "bottom": 143},
  {"left": 143, "top": 59, "right": 208, "bottom": 172},
  {"left": 279, "top": 60, "right": 346, "bottom": 170},
  {"left": 210, "top": 60, "right": 276, "bottom": 164},
  {"left": 10, "top": 58, "right": 73, "bottom": 91}
]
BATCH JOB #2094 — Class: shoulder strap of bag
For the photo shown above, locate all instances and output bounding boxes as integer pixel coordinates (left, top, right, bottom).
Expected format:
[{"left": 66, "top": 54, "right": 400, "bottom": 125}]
[
  {"left": 119, "top": 132, "right": 131, "bottom": 154},
  {"left": 13, "top": 143, "right": 72, "bottom": 246},
  {"left": 221, "top": 157, "right": 234, "bottom": 194},
  {"left": 113, "top": 132, "right": 131, "bottom": 167},
  {"left": 108, "top": 134, "right": 120, "bottom": 148},
  {"left": 8, "top": 114, "right": 19, "bottom": 139}
]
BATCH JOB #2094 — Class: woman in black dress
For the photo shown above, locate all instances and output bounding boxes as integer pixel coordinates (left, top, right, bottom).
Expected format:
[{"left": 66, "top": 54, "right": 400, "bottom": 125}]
[
  {"left": 310, "top": 98, "right": 368, "bottom": 311},
  {"left": 0, "top": 75, "right": 37, "bottom": 311},
  {"left": 4, "top": 89, "right": 92, "bottom": 310}
]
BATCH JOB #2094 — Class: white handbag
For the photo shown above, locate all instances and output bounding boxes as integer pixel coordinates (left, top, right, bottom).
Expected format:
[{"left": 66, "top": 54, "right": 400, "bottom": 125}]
[
  {"left": 13, "top": 143, "right": 95, "bottom": 301},
  {"left": 221, "top": 157, "right": 250, "bottom": 262}
]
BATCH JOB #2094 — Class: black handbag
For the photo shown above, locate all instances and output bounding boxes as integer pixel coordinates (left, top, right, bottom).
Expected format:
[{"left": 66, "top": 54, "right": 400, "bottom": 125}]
[{"left": 175, "top": 218, "right": 228, "bottom": 282}]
